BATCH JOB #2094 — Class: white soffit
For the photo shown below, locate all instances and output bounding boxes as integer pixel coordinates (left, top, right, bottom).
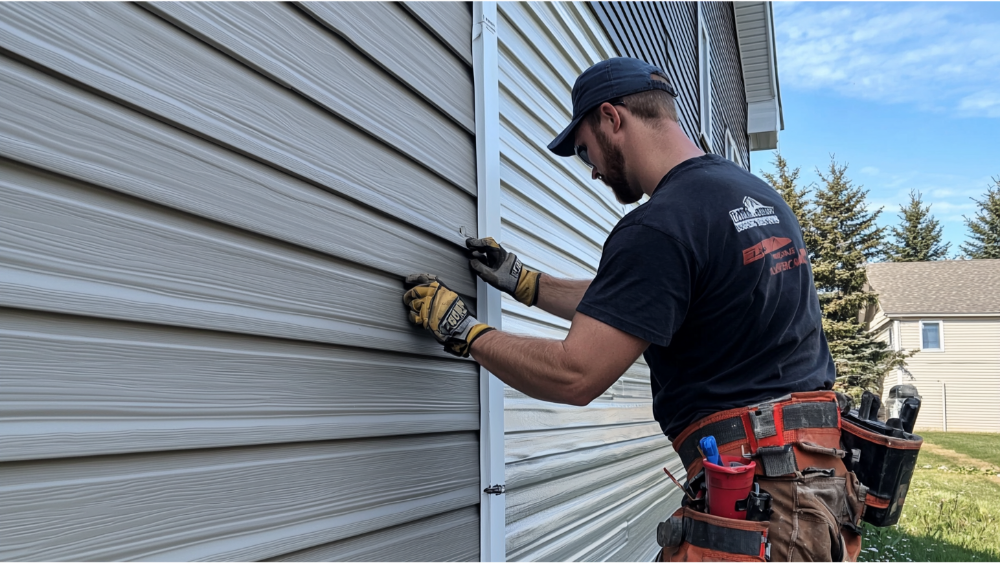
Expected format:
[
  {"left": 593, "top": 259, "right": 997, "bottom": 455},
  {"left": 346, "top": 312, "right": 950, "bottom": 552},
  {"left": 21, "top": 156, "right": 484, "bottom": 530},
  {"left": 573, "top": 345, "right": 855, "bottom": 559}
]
[{"left": 734, "top": 1, "right": 783, "bottom": 150}]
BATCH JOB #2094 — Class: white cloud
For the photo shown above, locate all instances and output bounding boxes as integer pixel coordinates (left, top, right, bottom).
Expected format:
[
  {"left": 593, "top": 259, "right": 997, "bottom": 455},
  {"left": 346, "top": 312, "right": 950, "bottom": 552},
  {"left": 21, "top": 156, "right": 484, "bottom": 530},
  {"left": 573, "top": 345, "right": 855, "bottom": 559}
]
[
  {"left": 860, "top": 166, "right": 880, "bottom": 175},
  {"left": 958, "top": 91, "right": 1000, "bottom": 118},
  {"left": 774, "top": 2, "right": 1000, "bottom": 118}
]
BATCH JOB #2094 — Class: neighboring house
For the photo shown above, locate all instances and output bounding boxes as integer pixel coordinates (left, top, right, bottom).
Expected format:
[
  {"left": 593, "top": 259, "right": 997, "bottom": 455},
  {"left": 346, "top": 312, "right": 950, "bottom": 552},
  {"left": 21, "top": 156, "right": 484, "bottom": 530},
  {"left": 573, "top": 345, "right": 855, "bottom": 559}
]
[
  {"left": 0, "top": 2, "right": 780, "bottom": 561},
  {"left": 866, "top": 260, "right": 1000, "bottom": 433}
]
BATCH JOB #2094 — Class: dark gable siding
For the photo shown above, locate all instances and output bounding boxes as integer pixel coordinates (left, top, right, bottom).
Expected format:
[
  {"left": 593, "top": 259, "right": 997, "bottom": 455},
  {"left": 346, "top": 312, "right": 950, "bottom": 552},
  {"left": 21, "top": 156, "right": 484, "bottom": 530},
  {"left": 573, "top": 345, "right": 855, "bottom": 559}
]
[
  {"left": 590, "top": 2, "right": 749, "bottom": 169},
  {"left": 704, "top": 2, "right": 750, "bottom": 167}
]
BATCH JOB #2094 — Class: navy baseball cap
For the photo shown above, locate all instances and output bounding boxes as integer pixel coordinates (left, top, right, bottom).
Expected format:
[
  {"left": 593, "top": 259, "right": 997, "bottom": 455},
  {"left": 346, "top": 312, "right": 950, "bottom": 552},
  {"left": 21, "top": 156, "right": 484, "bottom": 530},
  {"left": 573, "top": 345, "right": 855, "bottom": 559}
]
[{"left": 548, "top": 57, "right": 677, "bottom": 157}]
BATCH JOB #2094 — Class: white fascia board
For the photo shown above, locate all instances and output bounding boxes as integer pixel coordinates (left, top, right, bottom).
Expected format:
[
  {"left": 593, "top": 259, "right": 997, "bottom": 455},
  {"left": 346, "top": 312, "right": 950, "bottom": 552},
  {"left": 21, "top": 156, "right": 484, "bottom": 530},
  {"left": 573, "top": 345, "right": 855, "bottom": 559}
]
[
  {"left": 472, "top": 3, "right": 505, "bottom": 561},
  {"left": 734, "top": 2, "right": 783, "bottom": 150}
]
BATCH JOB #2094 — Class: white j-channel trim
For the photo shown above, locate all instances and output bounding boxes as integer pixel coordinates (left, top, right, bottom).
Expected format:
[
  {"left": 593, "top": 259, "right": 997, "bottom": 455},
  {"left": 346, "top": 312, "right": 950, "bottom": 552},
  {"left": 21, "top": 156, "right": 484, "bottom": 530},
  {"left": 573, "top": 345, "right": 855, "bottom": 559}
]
[
  {"left": 697, "top": 3, "right": 712, "bottom": 152},
  {"left": 725, "top": 128, "right": 743, "bottom": 168},
  {"left": 472, "top": 3, "right": 505, "bottom": 561},
  {"left": 919, "top": 319, "right": 944, "bottom": 352}
]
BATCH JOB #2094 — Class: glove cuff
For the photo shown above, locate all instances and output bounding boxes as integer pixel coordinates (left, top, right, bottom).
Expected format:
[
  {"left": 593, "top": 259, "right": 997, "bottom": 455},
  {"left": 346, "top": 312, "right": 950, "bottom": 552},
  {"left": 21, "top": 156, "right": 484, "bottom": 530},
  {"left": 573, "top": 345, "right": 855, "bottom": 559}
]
[
  {"left": 514, "top": 269, "right": 541, "bottom": 307},
  {"left": 448, "top": 323, "right": 495, "bottom": 358}
]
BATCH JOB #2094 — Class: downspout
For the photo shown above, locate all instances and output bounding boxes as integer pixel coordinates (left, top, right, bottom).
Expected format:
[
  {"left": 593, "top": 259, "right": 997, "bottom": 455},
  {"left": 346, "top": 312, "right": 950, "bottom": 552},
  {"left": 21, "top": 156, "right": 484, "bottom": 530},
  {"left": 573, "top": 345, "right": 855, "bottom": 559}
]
[
  {"left": 472, "top": 3, "right": 505, "bottom": 561},
  {"left": 941, "top": 382, "right": 948, "bottom": 432},
  {"left": 893, "top": 320, "right": 901, "bottom": 386}
]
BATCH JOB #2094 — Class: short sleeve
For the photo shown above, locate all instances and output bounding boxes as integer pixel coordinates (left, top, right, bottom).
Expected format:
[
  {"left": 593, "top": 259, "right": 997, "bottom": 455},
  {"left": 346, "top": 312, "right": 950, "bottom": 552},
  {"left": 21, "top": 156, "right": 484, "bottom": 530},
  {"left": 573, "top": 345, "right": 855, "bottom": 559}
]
[{"left": 576, "top": 225, "right": 695, "bottom": 347}]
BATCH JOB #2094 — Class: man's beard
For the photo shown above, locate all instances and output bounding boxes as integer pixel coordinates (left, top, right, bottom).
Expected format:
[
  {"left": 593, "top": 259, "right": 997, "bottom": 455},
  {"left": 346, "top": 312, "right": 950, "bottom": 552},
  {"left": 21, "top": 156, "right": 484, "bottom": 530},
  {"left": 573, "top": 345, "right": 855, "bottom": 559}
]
[{"left": 595, "top": 127, "right": 643, "bottom": 204}]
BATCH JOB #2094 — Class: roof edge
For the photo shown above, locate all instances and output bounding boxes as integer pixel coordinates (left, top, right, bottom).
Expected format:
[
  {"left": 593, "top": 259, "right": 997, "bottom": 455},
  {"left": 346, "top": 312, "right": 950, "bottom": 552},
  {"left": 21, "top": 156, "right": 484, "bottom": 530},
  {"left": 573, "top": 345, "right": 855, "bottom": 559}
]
[
  {"left": 881, "top": 312, "right": 1000, "bottom": 319},
  {"left": 734, "top": 2, "right": 783, "bottom": 150}
]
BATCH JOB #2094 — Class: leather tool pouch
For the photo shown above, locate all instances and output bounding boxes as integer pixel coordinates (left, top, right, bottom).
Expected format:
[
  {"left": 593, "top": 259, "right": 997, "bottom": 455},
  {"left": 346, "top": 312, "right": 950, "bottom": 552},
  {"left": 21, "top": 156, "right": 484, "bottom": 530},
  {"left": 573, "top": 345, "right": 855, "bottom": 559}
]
[
  {"left": 840, "top": 416, "right": 923, "bottom": 527},
  {"left": 756, "top": 469, "right": 866, "bottom": 562},
  {"left": 658, "top": 507, "right": 770, "bottom": 562}
]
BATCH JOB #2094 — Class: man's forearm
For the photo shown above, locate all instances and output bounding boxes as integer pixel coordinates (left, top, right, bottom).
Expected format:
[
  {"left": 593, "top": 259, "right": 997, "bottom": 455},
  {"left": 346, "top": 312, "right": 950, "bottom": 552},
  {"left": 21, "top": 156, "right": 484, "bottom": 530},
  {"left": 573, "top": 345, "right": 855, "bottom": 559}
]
[
  {"left": 469, "top": 330, "right": 592, "bottom": 406},
  {"left": 535, "top": 274, "right": 592, "bottom": 320}
]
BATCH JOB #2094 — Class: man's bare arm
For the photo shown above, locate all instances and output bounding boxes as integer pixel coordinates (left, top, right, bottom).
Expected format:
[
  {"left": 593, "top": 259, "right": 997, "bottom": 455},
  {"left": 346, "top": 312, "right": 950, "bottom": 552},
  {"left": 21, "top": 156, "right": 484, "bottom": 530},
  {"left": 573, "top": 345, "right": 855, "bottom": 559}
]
[
  {"left": 535, "top": 274, "right": 592, "bottom": 321},
  {"left": 470, "top": 312, "right": 648, "bottom": 406}
]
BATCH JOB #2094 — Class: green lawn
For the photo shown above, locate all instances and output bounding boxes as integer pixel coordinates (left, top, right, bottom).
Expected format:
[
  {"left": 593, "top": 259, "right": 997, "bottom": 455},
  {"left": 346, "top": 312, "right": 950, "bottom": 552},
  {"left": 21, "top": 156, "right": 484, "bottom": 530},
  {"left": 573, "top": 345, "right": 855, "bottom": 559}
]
[{"left": 858, "top": 432, "right": 1000, "bottom": 562}]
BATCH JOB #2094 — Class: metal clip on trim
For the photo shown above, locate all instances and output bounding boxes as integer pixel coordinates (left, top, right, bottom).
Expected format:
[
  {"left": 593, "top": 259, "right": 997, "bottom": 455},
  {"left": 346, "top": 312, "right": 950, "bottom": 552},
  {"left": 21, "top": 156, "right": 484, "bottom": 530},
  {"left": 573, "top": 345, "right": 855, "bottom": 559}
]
[{"left": 483, "top": 484, "right": 505, "bottom": 495}]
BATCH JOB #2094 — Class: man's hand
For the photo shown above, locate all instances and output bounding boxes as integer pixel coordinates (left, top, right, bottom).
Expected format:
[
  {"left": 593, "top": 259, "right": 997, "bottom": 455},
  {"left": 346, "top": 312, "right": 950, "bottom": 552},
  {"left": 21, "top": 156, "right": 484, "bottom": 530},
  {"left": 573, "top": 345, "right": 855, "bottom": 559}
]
[
  {"left": 403, "top": 274, "right": 495, "bottom": 357},
  {"left": 466, "top": 237, "right": 541, "bottom": 307}
]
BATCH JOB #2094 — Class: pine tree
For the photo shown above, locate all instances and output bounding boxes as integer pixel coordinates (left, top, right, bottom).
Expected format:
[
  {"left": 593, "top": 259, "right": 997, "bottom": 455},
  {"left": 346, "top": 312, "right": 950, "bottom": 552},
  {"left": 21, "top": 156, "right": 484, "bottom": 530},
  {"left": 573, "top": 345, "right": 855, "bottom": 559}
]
[
  {"left": 808, "top": 158, "right": 908, "bottom": 399},
  {"left": 960, "top": 178, "right": 1000, "bottom": 259},
  {"left": 886, "top": 190, "right": 950, "bottom": 261},
  {"left": 761, "top": 153, "right": 809, "bottom": 226}
]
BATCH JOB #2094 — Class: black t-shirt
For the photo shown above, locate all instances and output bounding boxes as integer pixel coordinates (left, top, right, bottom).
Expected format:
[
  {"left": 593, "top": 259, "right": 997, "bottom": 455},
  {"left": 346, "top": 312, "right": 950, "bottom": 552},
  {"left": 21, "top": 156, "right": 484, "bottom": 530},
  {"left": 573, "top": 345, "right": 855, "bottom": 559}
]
[{"left": 577, "top": 154, "right": 835, "bottom": 440}]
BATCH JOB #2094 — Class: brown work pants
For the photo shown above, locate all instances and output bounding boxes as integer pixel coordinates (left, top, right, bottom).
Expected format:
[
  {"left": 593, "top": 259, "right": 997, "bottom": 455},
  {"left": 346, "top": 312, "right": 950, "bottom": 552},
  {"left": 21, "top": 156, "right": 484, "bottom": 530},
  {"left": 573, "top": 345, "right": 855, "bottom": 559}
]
[{"left": 659, "top": 469, "right": 866, "bottom": 562}]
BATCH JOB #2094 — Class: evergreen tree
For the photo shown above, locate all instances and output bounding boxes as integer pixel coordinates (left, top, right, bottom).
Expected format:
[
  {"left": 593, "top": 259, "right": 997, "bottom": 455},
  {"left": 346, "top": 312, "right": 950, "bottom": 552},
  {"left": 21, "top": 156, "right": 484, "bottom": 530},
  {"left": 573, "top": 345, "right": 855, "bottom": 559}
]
[
  {"left": 960, "top": 178, "right": 1000, "bottom": 259},
  {"left": 761, "top": 153, "right": 810, "bottom": 226},
  {"left": 808, "top": 158, "right": 908, "bottom": 399},
  {"left": 886, "top": 190, "right": 950, "bottom": 261}
]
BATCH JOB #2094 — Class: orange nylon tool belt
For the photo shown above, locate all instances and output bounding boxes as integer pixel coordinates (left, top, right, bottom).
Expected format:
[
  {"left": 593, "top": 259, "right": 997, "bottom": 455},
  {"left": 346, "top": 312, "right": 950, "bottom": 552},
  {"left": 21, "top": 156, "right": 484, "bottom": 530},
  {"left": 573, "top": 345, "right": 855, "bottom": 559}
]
[
  {"left": 672, "top": 391, "right": 846, "bottom": 481},
  {"left": 658, "top": 508, "right": 769, "bottom": 562}
]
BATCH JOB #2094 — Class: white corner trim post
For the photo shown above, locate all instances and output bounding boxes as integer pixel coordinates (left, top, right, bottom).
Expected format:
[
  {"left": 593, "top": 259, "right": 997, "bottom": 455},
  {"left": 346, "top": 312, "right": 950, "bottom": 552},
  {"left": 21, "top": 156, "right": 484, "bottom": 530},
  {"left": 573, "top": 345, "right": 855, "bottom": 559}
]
[{"left": 472, "top": 2, "right": 505, "bottom": 561}]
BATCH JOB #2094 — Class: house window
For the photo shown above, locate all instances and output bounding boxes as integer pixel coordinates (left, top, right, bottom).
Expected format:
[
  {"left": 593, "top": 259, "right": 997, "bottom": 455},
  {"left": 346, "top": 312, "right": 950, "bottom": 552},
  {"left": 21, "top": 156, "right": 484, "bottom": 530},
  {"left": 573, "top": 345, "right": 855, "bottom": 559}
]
[
  {"left": 886, "top": 326, "right": 894, "bottom": 349},
  {"left": 725, "top": 129, "right": 743, "bottom": 168},
  {"left": 698, "top": 9, "right": 712, "bottom": 152},
  {"left": 920, "top": 321, "right": 943, "bottom": 351}
]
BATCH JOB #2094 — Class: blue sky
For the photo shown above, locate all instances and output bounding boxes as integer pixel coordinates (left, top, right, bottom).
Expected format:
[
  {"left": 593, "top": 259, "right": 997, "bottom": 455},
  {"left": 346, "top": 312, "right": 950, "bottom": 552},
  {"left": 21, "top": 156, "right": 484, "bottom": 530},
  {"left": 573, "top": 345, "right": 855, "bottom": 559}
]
[{"left": 753, "top": 2, "right": 1000, "bottom": 256}]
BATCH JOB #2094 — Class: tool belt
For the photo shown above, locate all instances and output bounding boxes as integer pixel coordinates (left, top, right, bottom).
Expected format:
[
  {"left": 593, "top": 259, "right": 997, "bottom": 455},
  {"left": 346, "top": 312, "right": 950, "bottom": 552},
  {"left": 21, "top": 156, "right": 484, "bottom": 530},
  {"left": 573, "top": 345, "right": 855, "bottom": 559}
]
[
  {"left": 672, "top": 391, "right": 847, "bottom": 481},
  {"left": 658, "top": 507, "right": 770, "bottom": 562},
  {"left": 659, "top": 392, "right": 867, "bottom": 562},
  {"left": 841, "top": 410, "right": 923, "bottom": 526}
]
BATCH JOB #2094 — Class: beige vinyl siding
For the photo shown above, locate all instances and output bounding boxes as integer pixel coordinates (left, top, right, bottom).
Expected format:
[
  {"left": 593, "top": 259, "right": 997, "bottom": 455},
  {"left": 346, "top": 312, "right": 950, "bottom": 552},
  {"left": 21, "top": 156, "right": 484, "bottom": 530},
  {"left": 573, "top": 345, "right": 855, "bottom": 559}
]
[
  {"left": 497, "top": 3, "right": 677, "bottom": 561},
  {"left": 0, "top": 2, "right": 480, "bottom": 560},
  {"left": 895, "top": 318, "right": 1000, "bottom": 432}
]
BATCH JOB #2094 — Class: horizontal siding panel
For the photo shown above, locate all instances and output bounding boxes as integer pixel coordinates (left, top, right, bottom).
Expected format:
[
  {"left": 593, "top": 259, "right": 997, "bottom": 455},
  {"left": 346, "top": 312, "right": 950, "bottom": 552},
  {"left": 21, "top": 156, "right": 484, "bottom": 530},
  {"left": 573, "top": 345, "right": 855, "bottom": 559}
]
[
  {"left": 297, "top": 2, "right": 474, "bottom": 132},
  {"left": 268, "top": 506, "right": 478, "bottom": 562},
  {"left": 507, "top": 455, "right": 678, "bottom": 562},
  {"left": 0, "top": 3, "right": 475, "bottom": 245},
  {"left": 143, "top": 2, "right": 475, "bottom": 192},
  {"left": 0, "top": 160, "right": 459, "bottom": 357},
  {"left": 504, "top": 399, "right": 656, "bottom": 434},
  {"left": 507, "top": 442, "right": 671, "bottom": 526},
  {"left": 501, "top": 185, "right": 604, "bottom": 270},
  {"left": 502, "top": 219, "right": 597, "bottom": 281},
  {"left": 0, "top": 309, "right": 477, "bottom": 461},
  {"left": 0, "top": 57, "right": 474, "bottom": 294},
  {"left": 505, "top": 423, "right": 663, "bottom": 465},
  {"left": 506, "top": 434, "right": 670, "bottom": 493},
  {"left": 0, "top": 434, "right": 478, "bottom": 562},
  {"left": 402, "top": 2, "right": 473, "bottom": 66}
]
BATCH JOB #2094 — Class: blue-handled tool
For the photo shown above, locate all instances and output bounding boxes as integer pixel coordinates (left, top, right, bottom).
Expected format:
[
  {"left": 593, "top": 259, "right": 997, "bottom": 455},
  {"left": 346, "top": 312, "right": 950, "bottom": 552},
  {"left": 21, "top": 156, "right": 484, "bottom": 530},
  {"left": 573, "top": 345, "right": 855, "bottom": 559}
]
[{"left": 699, "top": 435, "right": 722, "bottom": 466}]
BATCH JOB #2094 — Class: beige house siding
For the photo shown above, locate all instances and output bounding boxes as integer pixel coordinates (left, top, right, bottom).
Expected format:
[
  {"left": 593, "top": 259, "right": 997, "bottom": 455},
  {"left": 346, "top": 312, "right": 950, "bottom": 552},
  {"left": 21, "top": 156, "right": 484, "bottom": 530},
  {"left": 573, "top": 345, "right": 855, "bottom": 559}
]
[{"left": 887, "top": 318, "right": 1000, "bottom": 433}]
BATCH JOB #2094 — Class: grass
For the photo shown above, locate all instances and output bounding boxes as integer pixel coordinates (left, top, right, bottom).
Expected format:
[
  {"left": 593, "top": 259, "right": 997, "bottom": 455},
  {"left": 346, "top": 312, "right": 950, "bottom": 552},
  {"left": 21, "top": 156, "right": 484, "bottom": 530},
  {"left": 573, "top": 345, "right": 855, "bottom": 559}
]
[
  {"left": 918, "top": 431, "right": 1000, "bottom": 467},
  {"left": 857, "top": 432, "right": 1000, "bottom": 562}
]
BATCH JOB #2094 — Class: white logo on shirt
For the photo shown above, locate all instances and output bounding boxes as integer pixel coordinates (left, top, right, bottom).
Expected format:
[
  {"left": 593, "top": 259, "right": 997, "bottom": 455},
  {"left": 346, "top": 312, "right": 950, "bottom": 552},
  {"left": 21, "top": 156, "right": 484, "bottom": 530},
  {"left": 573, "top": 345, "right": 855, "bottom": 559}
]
[{"left": 729, "top": 197, "right": 780, "bottom": 232}]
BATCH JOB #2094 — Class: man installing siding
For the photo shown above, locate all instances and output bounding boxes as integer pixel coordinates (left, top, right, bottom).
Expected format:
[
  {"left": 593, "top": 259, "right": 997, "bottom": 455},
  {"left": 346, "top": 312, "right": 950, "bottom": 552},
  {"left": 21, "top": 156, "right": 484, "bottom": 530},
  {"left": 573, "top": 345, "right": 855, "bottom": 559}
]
[{"left": 402, "top": 58, "right": 863, "bottom": 561}]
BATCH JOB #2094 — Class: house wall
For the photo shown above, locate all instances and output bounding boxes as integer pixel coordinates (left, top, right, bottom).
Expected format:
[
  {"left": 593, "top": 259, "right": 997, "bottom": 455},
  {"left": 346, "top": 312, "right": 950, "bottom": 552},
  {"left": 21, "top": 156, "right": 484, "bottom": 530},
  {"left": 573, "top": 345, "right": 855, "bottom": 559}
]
[
  {"left": 496, "top": 3, "right": 679, "bottom": 560},
  {"left": 590, "top": 1, "right": 750, "bottom": 168},
  {"left": 894, "top": 318, "right": 1000, "bottom": 433},
  {"left": 0, "top": 3, "right": 482, "bottom": 560}
]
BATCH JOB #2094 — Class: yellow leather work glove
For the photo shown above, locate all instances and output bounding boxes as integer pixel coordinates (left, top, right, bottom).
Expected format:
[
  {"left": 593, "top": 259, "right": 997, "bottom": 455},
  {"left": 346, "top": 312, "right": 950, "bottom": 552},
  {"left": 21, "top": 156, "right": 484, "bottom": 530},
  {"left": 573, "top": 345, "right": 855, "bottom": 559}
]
[
  {"left": 403, "top": 274, "right": 495, "bottom": 357},
  {"left": 466, "top": 237, "right": 541, "bottom": 307}
]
